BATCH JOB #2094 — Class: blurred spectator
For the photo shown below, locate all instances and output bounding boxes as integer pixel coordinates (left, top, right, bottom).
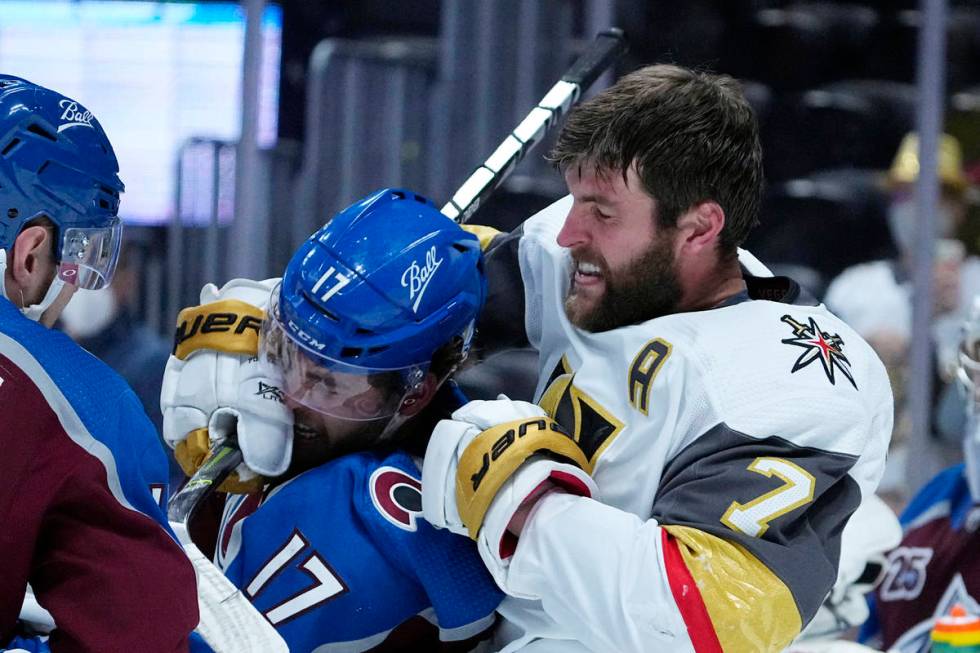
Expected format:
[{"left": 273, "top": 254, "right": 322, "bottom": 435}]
[
  {"left": 860, "top": 298, "right": 980, "bottom": 652},
  {"left": 824, "top": 132, "right": 976, "bottom": 482},
  {"left": 58, "top": 244, "right": 180, "bottom": 486}
]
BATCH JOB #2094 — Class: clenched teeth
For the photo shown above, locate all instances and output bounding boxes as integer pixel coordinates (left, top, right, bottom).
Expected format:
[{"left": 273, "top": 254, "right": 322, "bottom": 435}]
[
  {"left": 294, "top": 423, "right": 319, "bottom": 440},
  {"left": 577, "top": 261, "right": 601, "bottom": 276}
]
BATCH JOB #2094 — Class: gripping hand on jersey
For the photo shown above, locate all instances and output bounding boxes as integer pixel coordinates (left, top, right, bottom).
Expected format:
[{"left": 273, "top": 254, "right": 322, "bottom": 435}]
[
  {"left": 161, "top": 278, "right": 294, "bottom": 492},
  {"left": 422, "top": 396, "right": 597, "bottom": 591}
]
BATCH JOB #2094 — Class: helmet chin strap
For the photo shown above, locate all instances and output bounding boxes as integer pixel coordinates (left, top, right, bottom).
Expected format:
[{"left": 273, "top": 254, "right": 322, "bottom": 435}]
[{"left": 0, "top": 249, "right": 68, "bottom": 322}]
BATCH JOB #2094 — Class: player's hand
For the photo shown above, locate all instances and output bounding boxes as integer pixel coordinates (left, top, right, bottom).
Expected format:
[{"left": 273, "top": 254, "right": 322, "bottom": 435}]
[
  {"left": 161, "top": 278, "right": 294, "bottom": 492},
  {"left": 422, "top": 396, "right": 597, "bottom": 588}
]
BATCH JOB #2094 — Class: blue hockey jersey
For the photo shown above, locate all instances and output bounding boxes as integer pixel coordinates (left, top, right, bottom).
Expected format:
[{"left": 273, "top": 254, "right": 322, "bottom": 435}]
[
  {"left": 0, "top": 297, "right": 198, "bottom": 652},
  {"left": 216, "top": 448, "right": 503, "bottom": 652}
]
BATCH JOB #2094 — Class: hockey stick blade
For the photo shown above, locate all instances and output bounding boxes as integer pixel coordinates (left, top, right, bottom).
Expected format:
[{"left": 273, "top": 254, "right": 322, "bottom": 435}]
[
  {"left": 168, "top": 442, "right": 289, "bottom": 653},
  {"left": 441, "top": 28, "right": 628, "bottom": 223}
]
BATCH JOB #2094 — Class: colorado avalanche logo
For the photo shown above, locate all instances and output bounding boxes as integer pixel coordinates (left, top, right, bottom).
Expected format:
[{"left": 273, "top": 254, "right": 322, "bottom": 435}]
[
  {"left": 780, "top": 314, "right": 857, "bottom": 389},
  {"left": 369, "top": 466, "right": 423, "bottom": 531}
]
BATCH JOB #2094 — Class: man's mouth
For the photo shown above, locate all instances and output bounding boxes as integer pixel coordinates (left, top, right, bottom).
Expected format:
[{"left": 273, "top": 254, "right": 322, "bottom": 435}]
[
  {"left": 293, "top": 421, "right": 320, "bottom": 441},
  {"left": 573, "top": 260, "right": 603, "bottom": 287}
]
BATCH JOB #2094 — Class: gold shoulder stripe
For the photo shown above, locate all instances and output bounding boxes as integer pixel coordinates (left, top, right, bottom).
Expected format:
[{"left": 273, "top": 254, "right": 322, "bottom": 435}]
[
  {"left": 173, "top": 299, "right": 265, "bottom": 360},
  {"left": 460, "top": 224, "right": 503, "bottom": 251},
  {"left": 455, "top": 416, "right": 589, "bottom": 539},
  {"left": 662, "top": 525, "right": 802, "bottom": 652}
]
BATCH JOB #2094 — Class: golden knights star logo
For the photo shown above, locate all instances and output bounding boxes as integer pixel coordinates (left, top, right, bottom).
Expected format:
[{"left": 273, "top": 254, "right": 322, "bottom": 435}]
[{"left": 780, "top": 315, "right": 857, "bottom": 389}]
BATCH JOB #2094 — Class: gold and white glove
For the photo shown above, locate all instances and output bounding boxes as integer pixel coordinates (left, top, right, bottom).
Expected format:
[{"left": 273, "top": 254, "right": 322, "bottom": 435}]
[
  {"left": 421, "top": 396, "right": 597, "bottom": 592},
  {"left": 161, "top": 278, "right": 293, "bottom": 492}
]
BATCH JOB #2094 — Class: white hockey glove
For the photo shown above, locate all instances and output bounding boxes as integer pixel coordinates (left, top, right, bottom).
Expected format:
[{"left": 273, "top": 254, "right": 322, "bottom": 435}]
[
  {"left": 422, "top": 396, "right": 597, "bottom": 592},
  {"left": 161, "top": 278, "right": 293, "bottom": 493}
]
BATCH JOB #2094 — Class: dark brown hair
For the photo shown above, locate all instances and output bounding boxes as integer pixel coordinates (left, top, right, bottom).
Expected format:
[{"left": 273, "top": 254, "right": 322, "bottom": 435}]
[{"left": 548, "top": 64, "right": 763, "bottom": 257}]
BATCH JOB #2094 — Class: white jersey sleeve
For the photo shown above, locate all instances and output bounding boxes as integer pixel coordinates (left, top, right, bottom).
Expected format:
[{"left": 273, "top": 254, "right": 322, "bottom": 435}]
[{"left": 491, "top": 196, "right": 894, "bottom": 653}]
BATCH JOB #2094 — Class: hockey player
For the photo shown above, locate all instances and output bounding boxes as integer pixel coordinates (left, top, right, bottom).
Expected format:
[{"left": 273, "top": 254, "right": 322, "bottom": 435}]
[
  {"left": 0, "top": 76, "right": 199, "bottom": 651},
  {"left": 860, "top": 298, "right": 980, "bottom": 653},
  {"left": 162, "top": 188, "right": 502, "bottom": 652},
  {"left": 421, "top": 64, "right": 895, "bottom": 652}
]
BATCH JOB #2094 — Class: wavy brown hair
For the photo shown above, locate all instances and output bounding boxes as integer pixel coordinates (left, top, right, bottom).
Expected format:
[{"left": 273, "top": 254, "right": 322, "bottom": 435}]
[{"left": 548, "top": 64, "right": 763, "bottom": 260}]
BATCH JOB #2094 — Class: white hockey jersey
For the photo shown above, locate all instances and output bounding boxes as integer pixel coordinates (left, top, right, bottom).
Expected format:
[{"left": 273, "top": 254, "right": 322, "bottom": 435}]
[{"left": 478, "top": 196, "right": 894, "bottom": 653}]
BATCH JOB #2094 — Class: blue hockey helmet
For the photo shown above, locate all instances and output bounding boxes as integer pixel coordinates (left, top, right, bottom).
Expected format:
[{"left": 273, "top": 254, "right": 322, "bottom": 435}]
[
  {"left": 0, "top": 75, "right": 124, "bottom": 289},
  {"left": 260, "top": 188, "right": 486, "bottom": 422}
]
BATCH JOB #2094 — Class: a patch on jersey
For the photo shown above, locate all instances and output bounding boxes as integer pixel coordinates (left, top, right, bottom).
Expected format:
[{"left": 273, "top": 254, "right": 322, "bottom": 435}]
[
  {"left": 880, "top": 546, "right": 934, "bottom": 601},
  {"left": 628, "top": 338, "right": 672, "bottom": 415},
  {"left": 539, "top": 359, "right": 623, "bottom": 471},
  {"left": 369, "top": 466, "right": 423, "bottom": 531},
  {"left": 780, "top": 315, "right": 857, "bottom": 389}
]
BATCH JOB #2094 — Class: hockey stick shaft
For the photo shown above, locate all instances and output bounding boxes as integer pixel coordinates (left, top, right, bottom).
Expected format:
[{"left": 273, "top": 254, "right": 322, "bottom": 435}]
[
  {"left": 441, "top": 28, "right": 628, "bottom": 223},
  {"left": 168, "top": 443, "right": 290, "bottom": 653}
]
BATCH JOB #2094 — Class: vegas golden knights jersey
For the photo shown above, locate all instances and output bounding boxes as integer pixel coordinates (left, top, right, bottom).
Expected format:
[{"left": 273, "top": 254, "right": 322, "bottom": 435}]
[{"left": 478, "top": 196, "right": 894, "bottom": 653}]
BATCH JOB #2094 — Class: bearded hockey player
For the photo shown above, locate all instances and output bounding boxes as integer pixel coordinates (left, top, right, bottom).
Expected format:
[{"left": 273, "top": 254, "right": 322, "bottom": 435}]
[
  {"left": 0, "top": 75, "right": 199, "bottom": 651},
  {"left": 860, "top": 298, "right": 980, "bottom": 653},
  {"left": 421, "top": 64, "right": 894, "bottom": 652},
  {"left": 162, "top": 188, "right": 502, "bottom": 652}
]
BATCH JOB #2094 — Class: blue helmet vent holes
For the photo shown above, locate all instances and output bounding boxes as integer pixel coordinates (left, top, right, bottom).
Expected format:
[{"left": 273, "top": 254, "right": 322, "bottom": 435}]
[
  {"left": 1, "top": 138, "right": 21, "bottom": 157},
  {"left": 26, "top": 122, "right": 57, "bottom": 142}
]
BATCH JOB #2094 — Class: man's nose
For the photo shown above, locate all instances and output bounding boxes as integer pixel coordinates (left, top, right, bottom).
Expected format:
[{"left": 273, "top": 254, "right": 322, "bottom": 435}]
[{"left": 556, "top": 206, "right": 589, "bottom": 249}]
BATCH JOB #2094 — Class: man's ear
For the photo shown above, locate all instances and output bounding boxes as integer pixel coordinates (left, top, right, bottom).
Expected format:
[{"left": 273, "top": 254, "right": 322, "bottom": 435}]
[
  {"left": 399, "top": 372, "right": 439, "bottom": 417},
  {"left": 6, "top": 225, "right": 52, "bottom": 300},
  {"left": 676, "top": 201, "right": 725, "bottom": 254}
]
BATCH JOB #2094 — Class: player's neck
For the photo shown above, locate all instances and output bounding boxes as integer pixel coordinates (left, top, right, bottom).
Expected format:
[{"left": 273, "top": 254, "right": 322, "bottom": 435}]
[{"left": 677, "top": 256, "right": 746, "bottom": 313}]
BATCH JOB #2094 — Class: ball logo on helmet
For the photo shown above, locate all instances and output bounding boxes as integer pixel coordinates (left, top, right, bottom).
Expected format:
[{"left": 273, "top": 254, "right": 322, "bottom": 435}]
[
  {"left": 57, "top": 99, "right": 94, "bottom": 132},
  {"left": 400, "top": 246, "right": 443, "bottom": 313}
]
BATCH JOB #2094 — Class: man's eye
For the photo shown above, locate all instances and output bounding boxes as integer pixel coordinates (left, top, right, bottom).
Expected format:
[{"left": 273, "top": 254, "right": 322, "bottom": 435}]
[{"left": 592, "top": 205, "right": 611, "bottom": 220}]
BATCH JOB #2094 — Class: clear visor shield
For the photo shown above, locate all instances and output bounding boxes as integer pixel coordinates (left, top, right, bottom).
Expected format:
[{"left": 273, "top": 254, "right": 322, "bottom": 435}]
[
  {"left": 57, "top": 217, "right": 122, "bottom": 290},
  {"left": 259, "top": 295, "right": 428, "bottom": 422}
]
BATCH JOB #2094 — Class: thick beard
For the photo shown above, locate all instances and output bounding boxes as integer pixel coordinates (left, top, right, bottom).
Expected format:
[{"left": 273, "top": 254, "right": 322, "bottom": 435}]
[
  {"left": 287, "top": 409, "right": 388, "bottom": 476},
  {"left": 564, "top": 236, "right": 681, "bottom": 333}
]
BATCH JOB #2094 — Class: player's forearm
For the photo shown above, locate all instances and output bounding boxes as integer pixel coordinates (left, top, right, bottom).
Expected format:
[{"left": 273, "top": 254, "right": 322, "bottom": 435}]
[
  {"left": 508, "top": 491, "right": 810, "bottom": 653},
  {"left": 505, "top": 493, "right": 696, "bottom": 653}
]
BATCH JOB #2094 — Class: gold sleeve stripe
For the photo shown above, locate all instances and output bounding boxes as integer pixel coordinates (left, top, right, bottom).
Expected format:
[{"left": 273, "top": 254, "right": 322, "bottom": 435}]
[
  {"left": 662, "top": 525, "right": 802, "bottom": 653},
  {"left": 460, "top": 224, "right": 503, "bottom": 251},
  {"left": 173, "top": 299, "right": 265, "bottom": 361},
  {"left": 455, "top": 417, "right": 589, "bottom": 539}
]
